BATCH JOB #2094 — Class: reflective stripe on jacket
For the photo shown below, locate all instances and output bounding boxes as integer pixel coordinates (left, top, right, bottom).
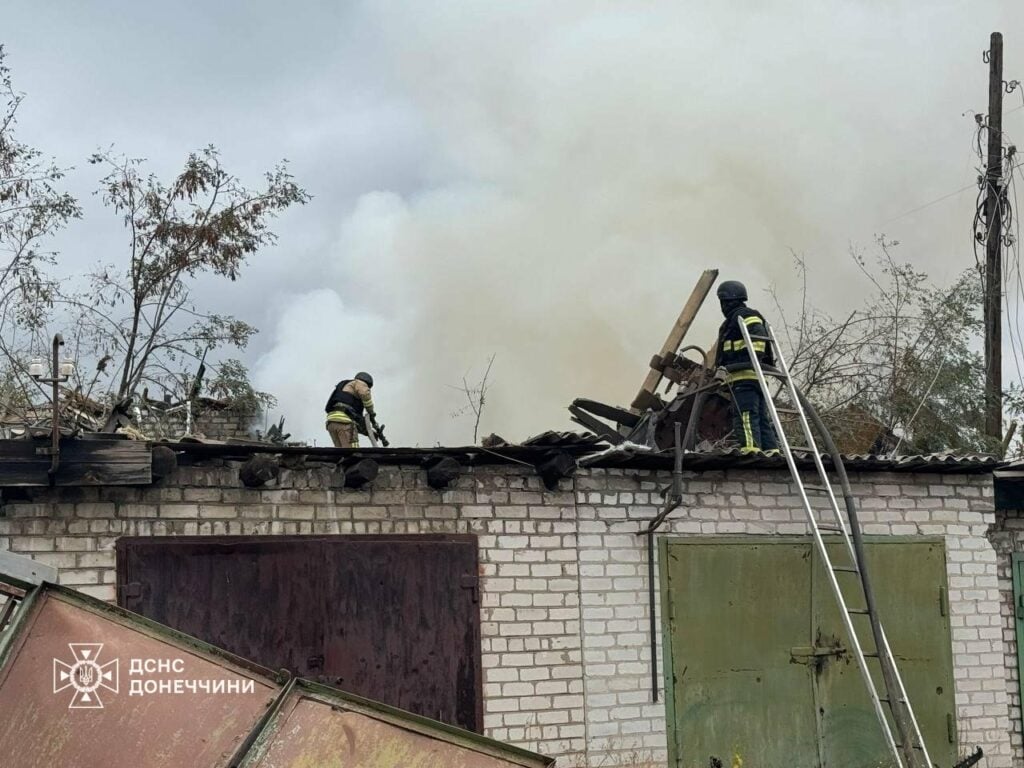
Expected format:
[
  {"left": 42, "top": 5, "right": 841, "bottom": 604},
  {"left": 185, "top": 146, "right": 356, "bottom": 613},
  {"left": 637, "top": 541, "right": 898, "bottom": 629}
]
[{"left": 714, "top": 305, "right": 774, "bottom": 382}]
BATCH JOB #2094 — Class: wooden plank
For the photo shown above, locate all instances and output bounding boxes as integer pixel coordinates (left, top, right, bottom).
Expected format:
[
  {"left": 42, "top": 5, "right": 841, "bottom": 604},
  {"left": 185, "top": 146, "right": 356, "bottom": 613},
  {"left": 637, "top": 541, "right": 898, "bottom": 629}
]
[
  {"left": 630, "top": 269, "right": 718, "bottom": 412},
  {"left": 0, "top": 438, "right": 152, "bottom": 487}
]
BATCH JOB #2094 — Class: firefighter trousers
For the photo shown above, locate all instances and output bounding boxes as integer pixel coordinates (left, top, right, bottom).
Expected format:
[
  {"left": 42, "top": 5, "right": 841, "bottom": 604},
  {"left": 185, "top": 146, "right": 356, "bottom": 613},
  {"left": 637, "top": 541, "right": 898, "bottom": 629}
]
[{"left": 729, "top": 380, "right": 779, "bottom": 454}]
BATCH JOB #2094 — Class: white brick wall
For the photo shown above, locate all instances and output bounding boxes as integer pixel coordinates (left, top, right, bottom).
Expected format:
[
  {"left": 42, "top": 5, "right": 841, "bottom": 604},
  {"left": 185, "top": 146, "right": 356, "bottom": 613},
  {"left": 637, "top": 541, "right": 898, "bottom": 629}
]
[
  {"left": 575, "top": 468, "right": 1013, "bottom": 768},
  {"left": 0, "top": 462, "right": 1014, "bottom": 766}
]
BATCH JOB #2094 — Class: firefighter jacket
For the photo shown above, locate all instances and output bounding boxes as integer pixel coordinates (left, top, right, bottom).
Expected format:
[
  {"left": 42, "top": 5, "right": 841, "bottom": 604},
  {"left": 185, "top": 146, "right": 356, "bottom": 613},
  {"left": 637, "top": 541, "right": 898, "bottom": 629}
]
[
  {"left": 714, "top": 305, "right": 774, "bottom": 383},
  {"left": 325, "top": 379, "right": 375, "bottom": 424}
]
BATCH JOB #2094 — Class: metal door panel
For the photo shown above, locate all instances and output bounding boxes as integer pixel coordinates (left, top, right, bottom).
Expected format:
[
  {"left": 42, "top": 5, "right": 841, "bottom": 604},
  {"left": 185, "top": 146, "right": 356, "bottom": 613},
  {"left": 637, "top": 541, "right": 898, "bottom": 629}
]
[
  {"left": 117, "top": 537, "right": 323, "bottom": 677},
  {"left": 663, "top": 538, "right": 958, "bottom": 768},
  {"left": 320, "top": 538, "right": 483, "bottom": 731},
  {"left": 663, "top": 540, "right": 818, "bottom": 767},
  {"left": 116, "top": 535, "right": 483, "bottom": 733},
  {"left": 811, "top": 540, "right": 957, "bottom": 768},
  {"left": 1013, "top": 554, "right": 1024, "bottom": 738}
]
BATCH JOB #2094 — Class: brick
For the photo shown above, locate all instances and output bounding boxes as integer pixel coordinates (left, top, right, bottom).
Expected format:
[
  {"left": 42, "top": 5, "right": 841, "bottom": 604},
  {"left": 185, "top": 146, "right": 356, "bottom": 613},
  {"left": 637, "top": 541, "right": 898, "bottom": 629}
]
[{"left": 159, "top": 504, "right": 200, "bottom": 519}]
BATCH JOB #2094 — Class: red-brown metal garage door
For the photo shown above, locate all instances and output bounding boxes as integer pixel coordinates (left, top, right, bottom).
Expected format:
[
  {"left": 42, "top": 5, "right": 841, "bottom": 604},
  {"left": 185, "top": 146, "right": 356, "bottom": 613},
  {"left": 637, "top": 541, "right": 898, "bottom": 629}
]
[{"left": 115, "top": 535, "right": 482, "bottom": 731}]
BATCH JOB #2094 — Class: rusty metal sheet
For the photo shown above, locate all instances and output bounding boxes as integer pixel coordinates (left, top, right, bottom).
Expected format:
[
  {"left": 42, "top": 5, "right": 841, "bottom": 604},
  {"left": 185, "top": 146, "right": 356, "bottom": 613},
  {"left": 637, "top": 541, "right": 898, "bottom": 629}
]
[
  {"left": 241, "top": 681, "right": 553, "bottom": 768},
  {"left": 117, "top": 534, "right": 484, "bottom": 732},
  {"left": 0, "top": 587, "right": 281, "bottom": 768}
]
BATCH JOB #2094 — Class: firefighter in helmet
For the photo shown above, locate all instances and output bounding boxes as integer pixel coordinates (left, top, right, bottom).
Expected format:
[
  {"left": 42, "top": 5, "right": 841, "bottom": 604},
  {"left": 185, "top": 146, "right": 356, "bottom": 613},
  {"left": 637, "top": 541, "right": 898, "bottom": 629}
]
[
  {"left": 325, "top": 372, "right": 377, "bottom": 448},
  {"left": 713, "top": 280, "right": 780, "bottom": 456}
]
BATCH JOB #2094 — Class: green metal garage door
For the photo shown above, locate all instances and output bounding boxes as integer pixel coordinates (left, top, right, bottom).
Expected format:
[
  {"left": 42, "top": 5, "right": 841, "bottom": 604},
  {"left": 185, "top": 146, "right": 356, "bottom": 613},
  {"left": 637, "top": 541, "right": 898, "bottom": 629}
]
[{"left": 661, "top": 537, "right": 957, "bottom": 768}]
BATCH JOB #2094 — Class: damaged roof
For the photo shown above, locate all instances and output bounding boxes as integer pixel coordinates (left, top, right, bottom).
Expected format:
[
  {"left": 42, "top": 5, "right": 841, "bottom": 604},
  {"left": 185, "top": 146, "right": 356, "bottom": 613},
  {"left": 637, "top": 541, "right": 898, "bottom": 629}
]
[{"left": 158, "top": 435, "right": 1004, "bottom": 475}]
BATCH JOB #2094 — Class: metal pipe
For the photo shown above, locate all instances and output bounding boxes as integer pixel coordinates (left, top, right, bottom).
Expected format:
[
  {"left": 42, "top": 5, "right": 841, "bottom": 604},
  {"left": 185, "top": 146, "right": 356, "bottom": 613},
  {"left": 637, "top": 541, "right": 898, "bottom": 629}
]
[
  {"left": 647, "top": 529, "right": 657, "bottom": 702},
  {"left": 645, "top": 421, "right": 683, "bottom": 702},
  {"left": 48, "top": 334, "right": 64, "bottom": 482}
]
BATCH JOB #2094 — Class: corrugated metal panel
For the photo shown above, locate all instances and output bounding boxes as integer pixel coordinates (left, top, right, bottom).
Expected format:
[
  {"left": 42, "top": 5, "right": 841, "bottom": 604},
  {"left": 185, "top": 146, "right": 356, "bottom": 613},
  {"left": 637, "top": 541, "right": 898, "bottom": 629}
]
[
  {"left": 157, "top": 439, "right": 1002, "bottom": 473},
  {"left": 593, "top": 448, "right": 1002, "bottom": 473},
  {"left": 521, "top": 431, "right": 605, "bottom": 448},
  {"left": 240, "top": 679, "right": 553, "bottom": 768}
]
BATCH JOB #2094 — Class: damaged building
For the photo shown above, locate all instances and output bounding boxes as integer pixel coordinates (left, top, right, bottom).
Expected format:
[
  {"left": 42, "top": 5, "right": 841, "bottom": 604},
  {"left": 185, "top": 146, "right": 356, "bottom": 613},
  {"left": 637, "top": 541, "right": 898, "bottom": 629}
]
[
  {"left": 0, "top": 434, "right": 1021, "bottom": 768},
  {"left": 0, "top": 273, "right": 1021, "bottom": 767}
]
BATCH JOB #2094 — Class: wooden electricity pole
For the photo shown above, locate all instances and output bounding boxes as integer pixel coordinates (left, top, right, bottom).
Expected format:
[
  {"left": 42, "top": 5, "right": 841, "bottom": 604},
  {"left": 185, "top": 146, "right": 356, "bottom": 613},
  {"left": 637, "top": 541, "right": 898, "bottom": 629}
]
[{"left": 984, "top": 31, "right": 1004, "bottom": 443}]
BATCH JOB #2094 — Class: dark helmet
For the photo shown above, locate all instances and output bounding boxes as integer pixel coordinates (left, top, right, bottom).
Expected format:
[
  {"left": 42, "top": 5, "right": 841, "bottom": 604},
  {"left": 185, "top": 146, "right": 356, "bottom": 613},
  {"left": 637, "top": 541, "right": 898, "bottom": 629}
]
[
  {"left": 716, "top": 280, "right": 748, "bottom": 302},
  {"left": 355, "top": 371, "right": 374, "bottom": 388}
]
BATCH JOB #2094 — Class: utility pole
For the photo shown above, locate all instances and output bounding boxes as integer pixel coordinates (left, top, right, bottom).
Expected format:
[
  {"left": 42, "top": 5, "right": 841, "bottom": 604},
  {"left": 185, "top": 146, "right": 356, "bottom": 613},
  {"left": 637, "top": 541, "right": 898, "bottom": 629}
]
[{"left": 984, "top": 31, "right": 1004, "bottom": 444}]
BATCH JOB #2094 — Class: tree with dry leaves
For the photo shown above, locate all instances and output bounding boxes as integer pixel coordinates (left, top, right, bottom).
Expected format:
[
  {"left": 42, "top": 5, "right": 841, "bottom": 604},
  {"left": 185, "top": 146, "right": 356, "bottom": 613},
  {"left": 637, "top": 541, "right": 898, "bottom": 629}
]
[
  {"left": 769, "top": 238, "right": 995, "bottom": 455},
  {"left": 0, "top": 46, "right": 80, "bottom": 417},
  {"left": 58, "top": 147, "right": 308, "bottom": 425}
]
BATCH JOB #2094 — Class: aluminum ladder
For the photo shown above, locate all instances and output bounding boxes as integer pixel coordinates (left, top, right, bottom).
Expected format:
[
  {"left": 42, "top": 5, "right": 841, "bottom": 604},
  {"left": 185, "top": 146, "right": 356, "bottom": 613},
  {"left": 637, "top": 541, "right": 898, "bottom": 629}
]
[{"left": 737, "top": 318, "right": 932, "bottom": 768}]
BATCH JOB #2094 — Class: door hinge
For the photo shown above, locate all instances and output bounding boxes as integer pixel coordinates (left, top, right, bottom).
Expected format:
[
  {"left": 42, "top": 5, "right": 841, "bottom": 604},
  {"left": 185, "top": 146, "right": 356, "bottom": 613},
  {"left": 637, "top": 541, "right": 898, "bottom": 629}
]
[
  {"left": 460, "top": 573, "right": 480, "bottom": 604},
  {"left": 1017, "top": 594, "right": 1024, "bottom": 619},
  {"left": 118, "top": 582, "right": 142, "bottom": 601},
  {"left": 939, "top": 586, "right": 949, "bottom": 617},
  {"left": 947, "top": 712, "right": 956, "bottom": 743}
]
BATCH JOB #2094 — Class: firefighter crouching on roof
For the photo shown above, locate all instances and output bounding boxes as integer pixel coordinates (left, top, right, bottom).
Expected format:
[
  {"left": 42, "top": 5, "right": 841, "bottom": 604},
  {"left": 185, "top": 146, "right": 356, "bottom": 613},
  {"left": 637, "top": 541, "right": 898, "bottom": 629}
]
[
  {"left": 713, "top": 281, "right": 780, "bottom": 456},
  {"left": 325, "top": 372, "right": 376, "bottom": 448}
]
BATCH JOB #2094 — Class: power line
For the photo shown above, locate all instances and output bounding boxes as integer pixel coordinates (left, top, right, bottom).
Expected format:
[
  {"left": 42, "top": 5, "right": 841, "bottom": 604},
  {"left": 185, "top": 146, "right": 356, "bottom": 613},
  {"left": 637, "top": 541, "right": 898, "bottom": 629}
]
[{"left": 880, "top": 182, "right": 977, "bottom": 224}]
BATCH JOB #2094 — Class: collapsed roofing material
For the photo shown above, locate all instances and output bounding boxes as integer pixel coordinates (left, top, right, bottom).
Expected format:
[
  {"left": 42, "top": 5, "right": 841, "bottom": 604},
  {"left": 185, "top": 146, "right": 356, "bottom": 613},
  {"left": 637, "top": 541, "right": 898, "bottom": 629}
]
[{"left": 0, "top": 569, "right": 553, "bottom": 768}]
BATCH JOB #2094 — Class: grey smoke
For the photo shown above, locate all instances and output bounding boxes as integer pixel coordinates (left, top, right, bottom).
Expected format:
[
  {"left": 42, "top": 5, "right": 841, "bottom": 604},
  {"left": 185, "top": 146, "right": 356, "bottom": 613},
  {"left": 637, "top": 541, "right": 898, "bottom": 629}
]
[{"left": 4, "top": 1, "right": 1023, "bottom": 445}]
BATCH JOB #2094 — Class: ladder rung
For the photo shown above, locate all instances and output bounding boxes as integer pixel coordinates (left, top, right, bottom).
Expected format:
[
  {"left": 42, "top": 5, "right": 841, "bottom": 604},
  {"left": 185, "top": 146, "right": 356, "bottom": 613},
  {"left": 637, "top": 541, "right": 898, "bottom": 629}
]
[
  {"left": 832, "top": 565, "right": 860, "bottom": 573},
  {"left": 817, "top": 524, "right": 845, "bottom": 533},
  {"left": 848, "top": 608, "right": 871, "bottom": 615},
  {"left": 789, "top": 445, "right": 815, "bottom": 453},
  {"left": 776, "top": 407, "right": 800, "bottom": 415},
  {"left": 878, "top": 696, "right": 906, "bottom": 706},
  {"left": 748, "top": 334, "right": 772, "bottom": 342},
  {"left": 804, "top": 484, "right": 831, "bottom": 493}
]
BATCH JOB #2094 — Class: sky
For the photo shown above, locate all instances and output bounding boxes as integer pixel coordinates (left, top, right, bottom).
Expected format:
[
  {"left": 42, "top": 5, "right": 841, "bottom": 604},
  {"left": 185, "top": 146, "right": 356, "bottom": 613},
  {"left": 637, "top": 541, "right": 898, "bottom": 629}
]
[{"left": 4, "top": 1, "right": 1024, "bottom": 446}]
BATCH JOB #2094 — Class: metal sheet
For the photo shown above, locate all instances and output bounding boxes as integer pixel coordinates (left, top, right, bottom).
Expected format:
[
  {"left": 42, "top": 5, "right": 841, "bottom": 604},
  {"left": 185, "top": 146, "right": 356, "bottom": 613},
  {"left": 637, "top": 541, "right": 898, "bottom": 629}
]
[
  {"left": 812, "top": 539, "right": 957, "bottom": 767},
  {"left": 663, "top": 538, "right": 958, "bottom": 768},
  {"left": 663, "top": 540, "right": 818, "bottom": 767},
  {"left": 241, "top": 682, "right": 553, "bottom": 768},
  {"left": 0, "top": 589, "right": 280, "bottom": 768},
  {"left": 321, "top": 537, "right": 482, "bottom": 730},
  {"left": 117, "top": 534, "right": 484, "bottom": 731},
  {"left": 118, "top": 537, "right": 324, "bottom": 678}
]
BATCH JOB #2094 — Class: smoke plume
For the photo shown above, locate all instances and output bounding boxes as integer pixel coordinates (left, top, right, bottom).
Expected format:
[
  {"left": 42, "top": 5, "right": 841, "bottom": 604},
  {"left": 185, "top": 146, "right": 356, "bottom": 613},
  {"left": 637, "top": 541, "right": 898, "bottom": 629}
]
[{"left": 254, "top": 1, "right": 1024, "bottom": 446}]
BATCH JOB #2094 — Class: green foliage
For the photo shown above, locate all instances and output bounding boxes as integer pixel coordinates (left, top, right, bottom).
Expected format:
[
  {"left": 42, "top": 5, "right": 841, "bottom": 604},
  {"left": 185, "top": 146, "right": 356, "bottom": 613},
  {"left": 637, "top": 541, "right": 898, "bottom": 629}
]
[
  {"left": 62, "top": 146, "right": 309, "bottom": 405},
  {"left": 0, "top": 46, "right": 80, "bottom": 417},
  {"left": 205, "top": 359, "right": 276, "bottom": 416}
]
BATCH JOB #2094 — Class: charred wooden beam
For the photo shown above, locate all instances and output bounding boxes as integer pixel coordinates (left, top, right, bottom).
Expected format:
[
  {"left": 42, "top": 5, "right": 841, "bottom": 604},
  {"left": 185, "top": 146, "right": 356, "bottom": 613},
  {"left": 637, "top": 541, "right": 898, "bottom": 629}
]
[
  {"left": 568, "top": 406, "right": 625, "bottom": 445},
  {"left": 0, "top": 438, "right": 151, "bottom": 487},
  {"left": 151, "top": 446, "right": 178, "bottom": 480},
  {"left": 423, "top": 455, "right": 462, "bottom": 490},
  {"left": 631, "top": 269, "right": 718, "bottom": 412},
  {"left": 343, "top": 458, "right": 379, "bottom": 489},
  {"left": 536, "top": 450, "right": 576, "bottom": 490},
  {"left": 239, "top": 454, "right": 280, "bottom": 488}
]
